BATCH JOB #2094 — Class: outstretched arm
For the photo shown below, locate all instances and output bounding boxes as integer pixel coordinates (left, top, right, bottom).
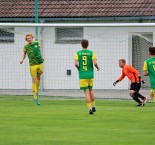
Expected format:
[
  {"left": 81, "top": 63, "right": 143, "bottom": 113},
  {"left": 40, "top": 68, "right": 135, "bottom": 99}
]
[
  {"left": 113, "top": 71, "right": 125, "bottom": 86},
  {"left": 20, "top": 51, "right": 26, "bottom": 64},
  {"left": 118, "top": 72, "right": 125, "bottom": 81},
  {"left": 113, "top": 80, "right": 120, "bottom": 86}
]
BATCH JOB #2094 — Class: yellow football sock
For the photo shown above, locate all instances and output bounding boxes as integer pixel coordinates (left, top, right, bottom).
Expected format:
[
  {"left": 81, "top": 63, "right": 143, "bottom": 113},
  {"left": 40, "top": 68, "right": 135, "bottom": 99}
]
[
  {"left": 36, "top": 79, "right": 40, "bottom": 92},
  {"left": 91, "top": 100, "right": 95, "bottom": 107},
  {"left": 153, "top": 96, "right": 155, "bottom": 102},
  {"left": 87, "top": 102, "right": 92, "bottom": 109},
  {"left": 32, "top": 82, "right": 37, "bottom": 99}
]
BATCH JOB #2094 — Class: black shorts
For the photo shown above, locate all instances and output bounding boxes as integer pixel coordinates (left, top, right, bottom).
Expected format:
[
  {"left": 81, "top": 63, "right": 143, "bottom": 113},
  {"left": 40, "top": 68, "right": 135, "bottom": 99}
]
[{"left": 130, "top": 82, "right": 141, "bottom": 92}]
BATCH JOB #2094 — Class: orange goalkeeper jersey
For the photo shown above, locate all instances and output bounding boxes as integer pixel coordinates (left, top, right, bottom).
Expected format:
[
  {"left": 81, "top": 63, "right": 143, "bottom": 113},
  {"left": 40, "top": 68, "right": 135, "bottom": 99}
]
[{"left": 118, "top": 64, "right": 140, "bottom": 83}]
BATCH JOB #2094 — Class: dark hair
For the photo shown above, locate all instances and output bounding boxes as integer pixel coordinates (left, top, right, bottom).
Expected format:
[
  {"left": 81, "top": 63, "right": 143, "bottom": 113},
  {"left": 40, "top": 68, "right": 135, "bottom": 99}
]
[
  {"left": 81, "top": 39, "right": 89, "bottom": 48},
  {"left": 149, "top": 47, "right": 155, "bottom": 55},
  {"left": 119, "top": 59, "right": 126, "bottom": 64}
]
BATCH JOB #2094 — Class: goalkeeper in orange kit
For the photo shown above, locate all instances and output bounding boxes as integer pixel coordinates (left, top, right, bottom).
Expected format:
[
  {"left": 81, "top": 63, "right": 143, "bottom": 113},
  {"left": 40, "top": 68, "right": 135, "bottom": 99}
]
[{"left": 113, "top": 59, "right": 147, "bottom": 106}]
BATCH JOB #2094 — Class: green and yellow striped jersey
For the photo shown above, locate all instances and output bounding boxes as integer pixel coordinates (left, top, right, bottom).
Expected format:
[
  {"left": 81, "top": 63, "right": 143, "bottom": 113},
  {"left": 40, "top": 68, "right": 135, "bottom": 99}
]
[
  {"left": 74, "top": 49, "right": 96, "bottom": 79},
  {"left": 24, "top": 41, "right": 43, "bottom": 66}
]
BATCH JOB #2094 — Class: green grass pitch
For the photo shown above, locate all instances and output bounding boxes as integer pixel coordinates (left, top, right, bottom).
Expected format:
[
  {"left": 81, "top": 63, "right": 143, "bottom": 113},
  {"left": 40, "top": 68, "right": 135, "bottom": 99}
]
[{"left": 0, "top": 95, "right": 155, "bottom": 145}]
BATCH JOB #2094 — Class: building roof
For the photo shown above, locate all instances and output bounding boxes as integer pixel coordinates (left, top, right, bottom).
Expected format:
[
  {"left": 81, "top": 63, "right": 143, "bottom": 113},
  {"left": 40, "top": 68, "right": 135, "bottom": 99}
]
[{"left": 0, "top": 0, "right": 155, "bottom": 18}]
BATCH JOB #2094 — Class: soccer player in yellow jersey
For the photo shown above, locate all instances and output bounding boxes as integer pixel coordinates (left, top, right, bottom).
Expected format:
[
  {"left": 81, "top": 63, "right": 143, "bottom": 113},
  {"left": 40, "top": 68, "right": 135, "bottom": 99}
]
[
  {"left": 143, "top": 47, "right": 155, "bottom": 102},
  {"left": 74, "top": 39, "right": 100, "bottom": 115},
  {"left": 20, "top": 34, "right": 44, "bottom": 105}
]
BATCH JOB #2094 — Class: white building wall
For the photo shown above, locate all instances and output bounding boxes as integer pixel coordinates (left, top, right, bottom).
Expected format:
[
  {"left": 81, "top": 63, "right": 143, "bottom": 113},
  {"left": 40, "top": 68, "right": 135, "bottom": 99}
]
[
  {"left": 0, "top": 26, "right": 154, "bottom": 90},
  {"left": 42, "top": 27, "right": 80, "bottom": 89},
  {"left": 0, "top": 28, "right": 29, "bottom": 89}
]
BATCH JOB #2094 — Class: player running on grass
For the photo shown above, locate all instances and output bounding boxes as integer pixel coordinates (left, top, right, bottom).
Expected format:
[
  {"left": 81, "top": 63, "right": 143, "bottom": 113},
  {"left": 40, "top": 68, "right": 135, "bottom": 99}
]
[
  {"left": 143, "top": 46, "right": 155, "bottom": 102},
  {"left": 74, "top": 39, "right": 100, "bottom": 115},
  {"left": 113, "top": 59, "right": 147, "bottom": 106},
  {"left": 20, "top": 34, "right": 44, "bottom": 105}
]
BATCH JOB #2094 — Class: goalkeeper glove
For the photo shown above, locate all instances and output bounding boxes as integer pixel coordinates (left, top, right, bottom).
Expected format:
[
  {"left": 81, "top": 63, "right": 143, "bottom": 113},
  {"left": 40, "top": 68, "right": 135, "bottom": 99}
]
[
  {"left": 141, "top": 80, "right": 145, "bottom": 84},
  {"left": 138, "top": 76, "right": 145, "bottom": 84},
  {"left": 113, "top": 80, "right": 120, "bottom": 86}
]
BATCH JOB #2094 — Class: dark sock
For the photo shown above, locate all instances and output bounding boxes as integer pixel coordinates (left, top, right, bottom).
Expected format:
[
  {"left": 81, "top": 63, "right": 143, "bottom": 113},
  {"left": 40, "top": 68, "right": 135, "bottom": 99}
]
[
  {"left": 134, "top": 92, "right": 145, "bottom": 99},
  {"left": 132, "top": 94, "right": 142, "bottom": 104}
]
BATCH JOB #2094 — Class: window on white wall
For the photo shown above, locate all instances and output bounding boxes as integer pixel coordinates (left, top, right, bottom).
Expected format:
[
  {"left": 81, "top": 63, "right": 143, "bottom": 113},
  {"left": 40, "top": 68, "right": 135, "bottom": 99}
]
[
  {"left": 0, "top": 28, "right": 14, "bottom": 43},
  {"left": 55, "top": 27, "right": 83, "bottom": 44}
]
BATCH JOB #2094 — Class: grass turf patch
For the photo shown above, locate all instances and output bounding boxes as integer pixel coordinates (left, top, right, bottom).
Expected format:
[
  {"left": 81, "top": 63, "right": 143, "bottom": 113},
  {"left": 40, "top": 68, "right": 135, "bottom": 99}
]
[{"left": 0, "top": 95, "right": 154, "bottom": 145}]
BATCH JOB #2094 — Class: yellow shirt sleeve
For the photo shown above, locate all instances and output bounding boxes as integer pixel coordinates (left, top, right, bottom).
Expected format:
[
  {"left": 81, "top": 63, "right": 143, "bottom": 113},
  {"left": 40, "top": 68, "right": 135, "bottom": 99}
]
[
  {"left": 92, "top": 52, "right": 97, "bottom": 60},
  {"left": 143, "top": 61, "right": 148, "bottom": 71},
  {"left": 74, "top": 53, "right": 78, "bottom": 60},
  {"left": 38, "top": 42, "right": 40, "bottom": 48},
  {"left": 23, "top": 47, "right": 27, "bottom": 52}
]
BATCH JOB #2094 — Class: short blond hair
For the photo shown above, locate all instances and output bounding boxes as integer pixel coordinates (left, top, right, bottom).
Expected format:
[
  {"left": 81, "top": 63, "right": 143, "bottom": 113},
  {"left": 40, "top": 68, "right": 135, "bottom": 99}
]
[
  {"left": 119, "top": 59, "right": 126, "bottom": 64},
  {"left": 25, "top": 33, "right": 34, "bottom": 41}
]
